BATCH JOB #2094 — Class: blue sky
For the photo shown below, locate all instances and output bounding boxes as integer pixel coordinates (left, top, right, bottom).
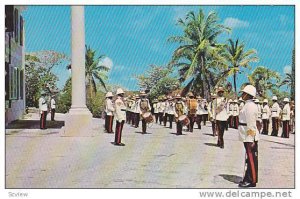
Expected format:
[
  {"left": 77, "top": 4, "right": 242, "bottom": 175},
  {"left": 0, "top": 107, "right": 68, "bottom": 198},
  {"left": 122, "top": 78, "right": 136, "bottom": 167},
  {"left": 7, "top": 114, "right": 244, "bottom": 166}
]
[{"left": 22, "top": 5, "right": 294, "bottom": 92}]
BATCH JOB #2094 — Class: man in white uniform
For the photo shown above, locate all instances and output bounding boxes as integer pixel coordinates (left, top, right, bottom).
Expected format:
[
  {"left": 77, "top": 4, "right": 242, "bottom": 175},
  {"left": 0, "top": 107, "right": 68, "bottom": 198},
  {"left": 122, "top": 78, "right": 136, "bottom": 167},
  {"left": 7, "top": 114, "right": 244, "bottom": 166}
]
[
  {"left": 238, "top": 85, "right": 258, "bottom": 188},
  {"left": 113, "top": 88, "right": 126, "bottom": 146},
  {"left": 271, "top": 96, "right": 281, "bottom": 136},
  {"left": 281, "top": 98, "right": 291, "bottom": 138},
  {"left": 39, "top": 91, "right": 48, "bottom": 129},
  {"left": 50, "top": 95, "right": 56, "bottom": 121},
  {"left": 105, "top": 92, "right": 115, "bottom": 133},
  {"left": 261, "top": 99, "right": 271, "bottom": 135},
  {"left": 232, "top": 99, "right": 239, "bottom": 129}
]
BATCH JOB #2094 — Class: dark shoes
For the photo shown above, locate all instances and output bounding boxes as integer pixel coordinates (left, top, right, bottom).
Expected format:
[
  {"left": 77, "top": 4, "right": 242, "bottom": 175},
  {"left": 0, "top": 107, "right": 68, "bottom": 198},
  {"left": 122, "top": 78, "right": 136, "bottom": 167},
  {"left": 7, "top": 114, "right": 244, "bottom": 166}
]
[
  {"left": 238, "top": 181, "right": 256, "bottom": 188},
  {"left": 114, "top": 143, "right": 125, "bottom": 146}
]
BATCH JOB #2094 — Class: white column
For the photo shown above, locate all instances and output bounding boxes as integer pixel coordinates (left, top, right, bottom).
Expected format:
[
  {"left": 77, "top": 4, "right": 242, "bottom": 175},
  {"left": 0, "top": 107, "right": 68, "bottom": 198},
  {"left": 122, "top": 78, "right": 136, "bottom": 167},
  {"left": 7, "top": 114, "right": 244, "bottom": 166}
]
[{"left": 64, "top": 6, "right": 92, "bottom": 136}]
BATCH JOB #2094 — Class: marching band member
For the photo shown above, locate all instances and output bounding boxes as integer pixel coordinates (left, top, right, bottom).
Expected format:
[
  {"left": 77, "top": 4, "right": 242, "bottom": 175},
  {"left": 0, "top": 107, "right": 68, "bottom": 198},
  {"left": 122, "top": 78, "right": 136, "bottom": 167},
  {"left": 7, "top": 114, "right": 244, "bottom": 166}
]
[
  {"left": 163, "top": 96, "right": 170, "bottom": 127},
  {"left": 261, "top": 99, "right": 271, "bottom": 135},
  {"left": 271, "top": 96, "right": 281, "bottom": 137},
  {"left": 238, "top": 85, "right": 259, "bottom": 188},
  {"left": 281, "top": 98, "right": 291, "bottom": 138},
  {"left": 187, "top": 92, "right": 198, "bottom": 132},
  {"left": 227, "top": 99, "right": 233, "bottom": 128},
  {"left": 196, "top": 96, "right": 203, "bottom": 129},
  {"left": 214, "top": 87, "right": 228, "bottom": 148},
  {"left": 105, "top": 91, "right": 115, "bottom": 133},
  {"left": 152, "top": 99, "right": 159, "bottom": 123},
  {"left": 202, "top": 99, "right": 209, "bottom": 126},
  {"left": 134, "top": 94, "right": 141, "bottom": 128},
  {"left": 113, "top": 88, "right": 126, "bottom": 146},
  {"left": 158, "top": 97, "right": 165, "bottom": 125},
  {"left": 174, "top": 94, "right": 185, "bottom": 135},
  {"left": 167, "top": 97, "right": 175, "bottom": 129},
  {"left": 138, "top": 91, "right": 151, "bottom": 134},
  {"left": 232, "top": 99, "right": 239, "bottom": 129}
]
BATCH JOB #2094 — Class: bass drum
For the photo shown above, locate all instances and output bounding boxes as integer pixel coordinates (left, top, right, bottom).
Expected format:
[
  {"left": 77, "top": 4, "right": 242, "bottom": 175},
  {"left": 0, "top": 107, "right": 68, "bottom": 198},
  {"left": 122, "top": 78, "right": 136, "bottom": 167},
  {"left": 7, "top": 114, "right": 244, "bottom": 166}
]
[
  {"left": 178, "top": 115, "right": 190, "bottom": 126},
  {"left": 142, "top": 112, "right": 154, "bottom": 123}
]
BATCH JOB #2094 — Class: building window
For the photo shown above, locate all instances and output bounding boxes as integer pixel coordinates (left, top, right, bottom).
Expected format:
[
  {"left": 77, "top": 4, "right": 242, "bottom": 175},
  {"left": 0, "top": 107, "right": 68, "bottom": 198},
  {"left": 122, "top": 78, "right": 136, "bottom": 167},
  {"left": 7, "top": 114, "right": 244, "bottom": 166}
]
[
  {"left": 20, "top": 16, "right": 23, "bottom": 46},
  {"left": 20, "top": 69, "right": 24, "bottom": 100},
  {"left": 9, "top": 66, "right": 18, "bottom": 100},
  {"left": 14, "top": 8, "right": 18, "bottom": 42}
]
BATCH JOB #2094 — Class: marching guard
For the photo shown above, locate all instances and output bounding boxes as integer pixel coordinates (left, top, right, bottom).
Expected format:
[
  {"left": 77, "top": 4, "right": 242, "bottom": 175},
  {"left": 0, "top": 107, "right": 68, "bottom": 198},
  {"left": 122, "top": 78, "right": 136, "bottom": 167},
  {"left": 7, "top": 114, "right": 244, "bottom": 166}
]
[
  {"left": 134, "top": 95, "right": 141, "bottom": 128},
  {"left": 138, "top": 91, "right": 151, "bottom": 134},
  {"left": 196, "top": 96, "right": 204, "bottom": 129},
  {"left": 214, "top": 87, "right": 228, "bottom": 148},
  {"left": 261, "top": 99, "right": 271, "bottom": 135},
  {"left": 113, "top": 88, "right": 126, "bottom": 146},
  {"left": 187, "top": 92, "right": 198, "bottom": 132},
  {"left": 208, "top": 94, "right": 217, "bottom": 136},
  {"left": 105, "top": 92, "right": 115, "bottom": 133},
  {"left": 238, "top": 85, "right": 259, "bottom": 188},
  {"left": 232, "top": 99, "right": 239, "bottom": 129},
  {"left": 227, "top": 99, "right": 233, "bottom": 128},
  {"left": 281, "top": 98, "right": 291, "bottom": 138},
  {"left": 50, "top": 95, "right": 56, "bottom": 121},
  {"left": 153, "top": 99, "right": 159, "bottom": 123},
  {"left": 158, "top": 97, "right": 166, "bottom": 125},
  {"left": 202, "top": 99, "right": 209, "bottom": 126},
  {"left": 271, "top": 96, "right": 281, "bottom": 136},
  {"left": 167, "top": 97, "right": 175, "bottom": 129},
  {"left": 39, "top": 91, "right": 48, "bottom": 130},
  {"left": 174, "top": 94, "right": 185, "bottom": 135}
]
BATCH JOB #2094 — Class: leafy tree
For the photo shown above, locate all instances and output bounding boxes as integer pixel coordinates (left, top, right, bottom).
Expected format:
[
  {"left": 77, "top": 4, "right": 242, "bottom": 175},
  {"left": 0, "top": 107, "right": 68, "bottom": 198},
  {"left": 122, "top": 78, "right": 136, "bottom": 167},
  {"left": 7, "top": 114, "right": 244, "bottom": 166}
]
[
  {"left": 56, "top": 77, "right": 72, "bottom": 113},
  {"left": 136, "top": 65, "right": 180, "bottom": 100},
  {"left": 168, "top": 8, "right": 230, "bottom": 98},
  {"left": 247, "top": 66, "right": 281, "bottom": 98},
  {"left": 223, "top": 39, "right": 259, "bottom": 94},
  {"left": 25, "top": 53, "right": 61, "bottom": 107}
]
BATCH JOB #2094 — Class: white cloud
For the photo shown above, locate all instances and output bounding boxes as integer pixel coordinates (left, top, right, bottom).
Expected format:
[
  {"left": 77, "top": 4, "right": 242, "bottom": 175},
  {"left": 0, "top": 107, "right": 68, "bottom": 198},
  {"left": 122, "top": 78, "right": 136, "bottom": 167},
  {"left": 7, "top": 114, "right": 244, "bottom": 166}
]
[
  {"left": 224, "top": 17, "right": 249, "bottom": 29},
  {"left": 99, "top": 57, "right": 113, "bottom": 69},
  {"left": 284, "top": 65, "right": 292, "bottom": 74}
]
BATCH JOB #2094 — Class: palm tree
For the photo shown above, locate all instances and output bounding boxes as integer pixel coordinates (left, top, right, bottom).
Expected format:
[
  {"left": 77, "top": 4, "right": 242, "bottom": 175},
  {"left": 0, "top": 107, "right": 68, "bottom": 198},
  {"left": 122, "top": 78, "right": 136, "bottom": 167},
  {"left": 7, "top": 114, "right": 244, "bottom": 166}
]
[
  {"left": 247, "top": 66, "right": 281, "bottom": 98},
  {"left": 67, "top": 45, "right": 109, "bottom": 100},
  {"left": 168, "top": 8, "right": 230, "bottom": 98},
  {"left": 223, "top": 39, "right": 259, "bottom": 94}
]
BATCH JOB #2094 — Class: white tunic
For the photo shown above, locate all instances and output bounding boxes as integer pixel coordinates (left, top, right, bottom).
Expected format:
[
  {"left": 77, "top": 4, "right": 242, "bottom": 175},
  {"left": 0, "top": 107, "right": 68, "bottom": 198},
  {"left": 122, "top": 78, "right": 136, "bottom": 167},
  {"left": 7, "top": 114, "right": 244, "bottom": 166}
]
[
  {"left": 196, "top": 101, "right": 204, "bottom": 115},
  {"left": 105, "top": 98, "right": 115, "bottom": 116},
  {"left": 158, "top": 101, "right": 166, "bottom": 113},
  {"left": 271, "top": 102, "right": 281, "bottom": 118},
  {"left": 232, "top": 104, "right": 239, "bottom": 116},
  {"left": 261, "top": 105, "right": 271, "bottom": 119},
  {"left": 282, "top": 104, "right": 291, "bottom": 121},
  {"left": 153, "top": 103, "right": 159, "bottom": 114},
  {"left": 215, "top": 97, "right": 228, "bottom": 121},
  {"left": 39, "top": 97, "right": 48, "bottom": 112},
  {"left": 227, "top": 103, "right": 233, "bottom": 116},
  {"left": 114, "top": 96, "right": 126, "bottom": 122},
  {"left": 238, "top": 99, "right": 259, "bottom": 142},
  {"left": 51, "top": 98, "right": 56, "bottom": 109},
  {"left": 167, "top": 102, "right": 176, "bottom": 115}
]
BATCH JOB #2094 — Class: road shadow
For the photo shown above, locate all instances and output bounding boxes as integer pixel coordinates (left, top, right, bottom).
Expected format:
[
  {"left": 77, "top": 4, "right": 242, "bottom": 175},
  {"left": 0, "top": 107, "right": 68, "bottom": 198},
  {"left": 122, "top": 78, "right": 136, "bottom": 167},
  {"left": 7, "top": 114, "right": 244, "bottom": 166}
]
[
  {"left": 219, "top": 174, "right": 243, "bottom": 184},
  {"left": 203, "top": 133, "right": 215, "bottom": 137},
  {"left": 6, "top": 120, "right": 65, "bottom": 129},
  {"left": 204, "top": 143, "right": 219, "bottom": 147},
  {"left": 134, "top": 131, "right": 152, "bottom": 134},
  {"left": 170, "top": 132, "right": 186, "bottom": 136}
]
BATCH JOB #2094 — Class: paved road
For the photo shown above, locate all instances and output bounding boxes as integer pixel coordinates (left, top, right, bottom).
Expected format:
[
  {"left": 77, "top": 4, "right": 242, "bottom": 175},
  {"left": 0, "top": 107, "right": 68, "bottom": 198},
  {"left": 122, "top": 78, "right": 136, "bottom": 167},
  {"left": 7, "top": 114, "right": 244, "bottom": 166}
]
[{"left": 5, "top": 113, "right": 294, "bottom": 188}]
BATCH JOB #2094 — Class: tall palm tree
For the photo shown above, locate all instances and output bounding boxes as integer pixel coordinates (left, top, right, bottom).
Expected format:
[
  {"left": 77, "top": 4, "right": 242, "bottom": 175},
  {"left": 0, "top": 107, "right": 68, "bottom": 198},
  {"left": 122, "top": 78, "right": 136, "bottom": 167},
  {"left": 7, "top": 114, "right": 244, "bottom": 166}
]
[
  {"left": 168, "top": 8, "right": 230, "bottom": 97},
  {"left": 223, "top": 39, "right": 259, "bottom": 94},
  {"left": 247, "top": 66, "right": 281, "bottom": 98},
  {"left": 67, "top": 45, "right": 109, "bottom": 100}
]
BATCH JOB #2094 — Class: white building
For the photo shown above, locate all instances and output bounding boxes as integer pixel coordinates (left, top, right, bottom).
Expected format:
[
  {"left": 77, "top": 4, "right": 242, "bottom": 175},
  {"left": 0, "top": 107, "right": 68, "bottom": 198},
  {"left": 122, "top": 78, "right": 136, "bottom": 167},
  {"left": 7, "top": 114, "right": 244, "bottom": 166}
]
[{"left": 5, "top": 6, "right": 26, "bottom": 125}]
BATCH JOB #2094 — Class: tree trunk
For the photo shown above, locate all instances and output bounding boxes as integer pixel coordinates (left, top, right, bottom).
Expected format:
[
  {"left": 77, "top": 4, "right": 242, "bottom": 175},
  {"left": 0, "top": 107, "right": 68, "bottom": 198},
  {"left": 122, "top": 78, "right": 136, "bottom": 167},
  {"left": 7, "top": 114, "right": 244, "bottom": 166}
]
[{"left": 233, "top": 71, "right": 237, "bottom": 95}]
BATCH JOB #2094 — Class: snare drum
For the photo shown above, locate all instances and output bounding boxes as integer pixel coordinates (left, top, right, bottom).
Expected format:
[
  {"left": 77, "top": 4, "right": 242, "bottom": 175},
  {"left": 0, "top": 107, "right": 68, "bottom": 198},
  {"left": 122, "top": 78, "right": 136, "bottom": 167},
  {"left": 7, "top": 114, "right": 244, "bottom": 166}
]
[
  {"left": 178, "top": 115, "right": 190, "bottom": 126},
  {"left": 142, "top": 112, "right": 154, "bottom": 123}
]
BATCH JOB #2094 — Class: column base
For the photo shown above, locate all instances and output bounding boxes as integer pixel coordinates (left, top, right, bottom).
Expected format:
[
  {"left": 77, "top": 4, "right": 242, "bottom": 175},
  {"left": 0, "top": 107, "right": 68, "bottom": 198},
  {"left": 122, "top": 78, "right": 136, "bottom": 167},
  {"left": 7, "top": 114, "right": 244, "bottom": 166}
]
[{"left": 64, "top": 107, "right": 93, "bottom": 136}]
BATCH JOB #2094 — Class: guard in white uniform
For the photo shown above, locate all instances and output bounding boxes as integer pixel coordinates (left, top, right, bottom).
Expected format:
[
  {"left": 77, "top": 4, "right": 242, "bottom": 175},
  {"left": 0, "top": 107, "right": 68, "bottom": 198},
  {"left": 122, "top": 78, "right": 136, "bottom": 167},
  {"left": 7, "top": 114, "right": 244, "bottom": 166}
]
[
  {"left": 281, "top": 98, "right": 291, "bottom": 138},
  {"left": 138, "top": 91, "right": 151, "bottom": 134},
  {"left": 261, "top": 99, "right": 271, "bottom": 135},
  {"left": 134, "top": 95, "right": 141, "bottom": 128},
  {"left": 174, "top": 94, "right": 185, "bottom": 135},
  {"left": 196, "top": 96, "right": 204, "bottom": 129},
  {"left": 227, "top": 99, "right": 233, "bottom": 128},
  {"left": 167, "top": 97, "right": 175, "bottom": 129},
  {"left": 50, "top": 95, "right": 56, "bottom": 121},
  {"left": 39, "top": 91, "right": 48, "bottom": 129},
  {"left": 152, "top": 99, "right": 159, "bottom": 123},
  {"left": 238, "top": 85, "right": 258, "bottom": 188},
  {"left": 158, "top": 97, "right": 166, "bottom": 125},
  {"left": 232, "top": 100, "right": 239, "bottom": 129},
  {"left": 254, "top": 99, "right": 262, "bottom": 133},
  {"left": 213, "top": 87, "right": 228, "bottom": 148},
  {"left": 208, "top": 94, "right": 217, "bottom": 136},
  {"left": 271, "top": 96, "right": 281, "bottom": 136},
  {"left": 113, "top": 88, "right": 126, "bottom": 146},
  {"left": 105, "top": 92, "right": 115, "bottom": 133}
]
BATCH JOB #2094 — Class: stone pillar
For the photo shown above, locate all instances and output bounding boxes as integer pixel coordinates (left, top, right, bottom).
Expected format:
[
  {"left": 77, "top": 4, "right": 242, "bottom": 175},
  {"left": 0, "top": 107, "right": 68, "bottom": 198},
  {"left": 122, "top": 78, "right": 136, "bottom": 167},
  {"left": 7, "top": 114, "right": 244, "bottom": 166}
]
[{"left": 64, "top": 6, "right": 92, "bottom": 136}]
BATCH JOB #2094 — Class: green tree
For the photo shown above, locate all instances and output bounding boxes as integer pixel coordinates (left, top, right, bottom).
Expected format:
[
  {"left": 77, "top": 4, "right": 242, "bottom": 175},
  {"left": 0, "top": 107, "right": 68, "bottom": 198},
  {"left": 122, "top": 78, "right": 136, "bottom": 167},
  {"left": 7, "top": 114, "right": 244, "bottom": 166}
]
[
  {"left": 223, "top": 39, "right": 259, "bottom": 94},
  {"left": 136, "top": 65, "right": 180, "bottom": 100},
  {"left": 247, "top": 66, "right": 281, "bottom": 98},
  {"left": 168, "top": 8, "right": 230, "bottom": 97},
  {"left": 25, "top": 53, "right": 61, "bottom": 107}
]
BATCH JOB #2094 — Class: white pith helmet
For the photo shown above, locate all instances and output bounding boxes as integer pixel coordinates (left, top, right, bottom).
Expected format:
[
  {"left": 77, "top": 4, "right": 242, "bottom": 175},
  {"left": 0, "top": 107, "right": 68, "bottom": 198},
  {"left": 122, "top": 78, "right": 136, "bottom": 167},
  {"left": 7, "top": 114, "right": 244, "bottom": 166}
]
[
  {"left": 105, "top": 92, "right": 113, "bottom": 98},
  {"left": 116, "top": 88, "right": 124, "bottom": 95},
  {"left": 241, "top": 85, "right": 256, "bottom": 97}
]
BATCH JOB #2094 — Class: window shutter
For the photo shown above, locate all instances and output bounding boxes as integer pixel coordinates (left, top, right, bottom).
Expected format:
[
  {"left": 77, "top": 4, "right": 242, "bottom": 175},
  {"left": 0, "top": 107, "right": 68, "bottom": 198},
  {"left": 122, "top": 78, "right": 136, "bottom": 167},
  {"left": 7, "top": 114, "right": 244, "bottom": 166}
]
[{"left": 5, "top": 6, "right": 14, "bottom": 32}]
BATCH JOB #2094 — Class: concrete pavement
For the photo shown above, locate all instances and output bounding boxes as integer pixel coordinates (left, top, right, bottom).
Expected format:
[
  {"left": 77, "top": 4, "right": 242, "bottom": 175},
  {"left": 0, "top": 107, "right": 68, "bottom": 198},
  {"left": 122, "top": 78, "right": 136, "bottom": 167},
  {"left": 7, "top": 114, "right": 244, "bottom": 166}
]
[{"left": 5, "top": 113, "right": 294, "bottom": 188}]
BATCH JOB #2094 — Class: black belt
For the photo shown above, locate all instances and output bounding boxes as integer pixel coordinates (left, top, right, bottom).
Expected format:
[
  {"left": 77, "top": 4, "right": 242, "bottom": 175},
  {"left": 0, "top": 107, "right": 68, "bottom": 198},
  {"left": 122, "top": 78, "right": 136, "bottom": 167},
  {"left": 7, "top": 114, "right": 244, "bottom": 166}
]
[{"left": 239, "top": 122, "right": 247, "bottom": 126}]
